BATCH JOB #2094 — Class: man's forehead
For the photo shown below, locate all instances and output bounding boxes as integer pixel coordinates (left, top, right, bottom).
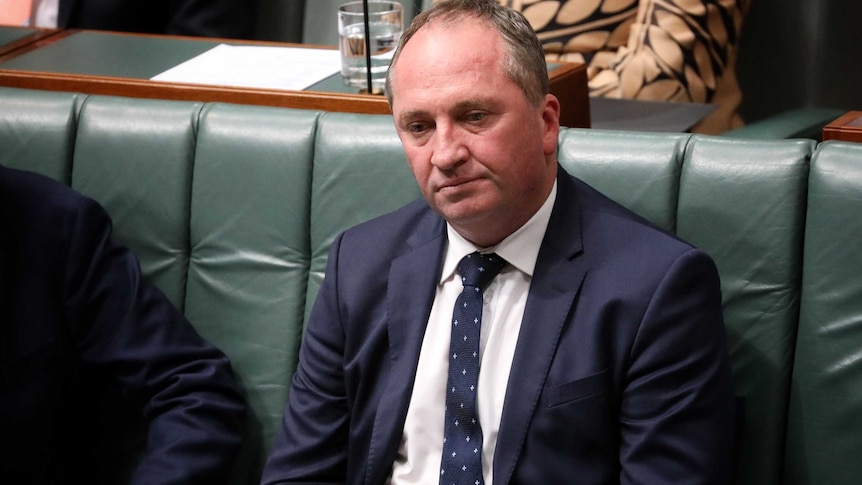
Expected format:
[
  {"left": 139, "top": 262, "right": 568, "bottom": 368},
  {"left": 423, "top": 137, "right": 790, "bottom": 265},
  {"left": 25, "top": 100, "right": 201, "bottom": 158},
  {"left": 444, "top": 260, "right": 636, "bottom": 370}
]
[
  {"left": 397, "top": 22, "right": 503, "bottom": 76},
  {"left": 390, "top": 16, "right": 508, "bottom": 109},
  {"left": 410, "top": 17, "right": 499, "bottom": 53}
]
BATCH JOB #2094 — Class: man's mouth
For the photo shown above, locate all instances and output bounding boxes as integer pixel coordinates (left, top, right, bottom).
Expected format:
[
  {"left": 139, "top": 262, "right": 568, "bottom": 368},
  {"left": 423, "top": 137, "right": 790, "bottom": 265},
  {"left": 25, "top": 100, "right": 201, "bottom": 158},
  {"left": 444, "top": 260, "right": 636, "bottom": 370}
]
[{"left": 438, "top": 176, "right": 480, "bottom": 192}]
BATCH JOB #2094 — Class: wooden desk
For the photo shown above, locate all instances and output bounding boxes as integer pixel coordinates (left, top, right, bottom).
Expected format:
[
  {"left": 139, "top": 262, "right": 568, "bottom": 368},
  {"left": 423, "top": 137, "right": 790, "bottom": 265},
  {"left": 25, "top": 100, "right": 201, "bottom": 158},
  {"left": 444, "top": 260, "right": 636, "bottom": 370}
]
[
  {"left": 823, "top": 111, "right": 862, "bottom": 143},
  {"left": 0, "top": 30, "right": 590, "bottom": 128},
  {"left": 0, "top": 26, "right": 60, "bottom": 58}
]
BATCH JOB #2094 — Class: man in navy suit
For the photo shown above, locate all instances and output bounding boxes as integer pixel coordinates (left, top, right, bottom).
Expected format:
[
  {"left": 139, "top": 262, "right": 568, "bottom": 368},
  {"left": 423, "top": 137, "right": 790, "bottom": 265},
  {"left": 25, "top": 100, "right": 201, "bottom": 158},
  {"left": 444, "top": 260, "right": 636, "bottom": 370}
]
[
  {"left": 262, "top": 0, "right": 735, "bottom": 483},
  {"left": 45, "top": 0, "right": 254, "bottom": 38},
  {"left": 0, "top": 164, "right": 247, "bottom": 483}
]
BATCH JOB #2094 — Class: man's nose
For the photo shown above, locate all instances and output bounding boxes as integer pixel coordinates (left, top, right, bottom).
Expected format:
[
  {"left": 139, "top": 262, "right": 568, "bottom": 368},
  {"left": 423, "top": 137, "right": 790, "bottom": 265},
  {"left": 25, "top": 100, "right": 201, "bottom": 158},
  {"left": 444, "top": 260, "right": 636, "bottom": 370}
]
[{"left": 430, "top": 124, "right": 469, "bottom": 170}]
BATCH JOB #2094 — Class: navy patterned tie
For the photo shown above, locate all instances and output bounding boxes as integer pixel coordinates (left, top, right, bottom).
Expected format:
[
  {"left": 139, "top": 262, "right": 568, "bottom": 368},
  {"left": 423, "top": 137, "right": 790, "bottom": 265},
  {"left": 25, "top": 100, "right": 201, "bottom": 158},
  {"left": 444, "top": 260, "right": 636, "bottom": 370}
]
[{"left": 440, "top": 252, "right": 505, "bottom": 485}]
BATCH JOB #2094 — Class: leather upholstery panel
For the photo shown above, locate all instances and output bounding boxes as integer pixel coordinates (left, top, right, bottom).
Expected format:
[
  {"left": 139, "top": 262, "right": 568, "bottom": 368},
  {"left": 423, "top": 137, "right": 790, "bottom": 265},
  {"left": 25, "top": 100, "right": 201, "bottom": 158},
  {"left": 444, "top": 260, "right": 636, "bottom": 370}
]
[
  {"left": 0, "top": 87, "right": 82, "bottom": 184},
  {"left": 557, "top": 128, "right": 689, "bottom": 232},
  {"left": 785, "top": 141, "right": 862, "bottom": 485},
  {"left": 184, "top": 103, "right": 319, "bottom": 482},
  {"left": 678, "top": 136, "right": 814, "bottom": 485},
  {"left": 307, "top": 112, "right": 419, "bottom": 322},
  {"left": 70, "top": 96, "right": 201, "bottom": 310}
]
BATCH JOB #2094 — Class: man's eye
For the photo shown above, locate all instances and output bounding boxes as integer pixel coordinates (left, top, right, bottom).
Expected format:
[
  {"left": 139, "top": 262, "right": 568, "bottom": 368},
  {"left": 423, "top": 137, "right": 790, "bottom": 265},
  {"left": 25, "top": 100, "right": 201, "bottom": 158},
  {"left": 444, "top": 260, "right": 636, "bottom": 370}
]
[
  {"left": 466, "top": 112, "right": 487, "bottom": 122},
  {"left": 407, "top": 123, "right": 429, "bottom": 133}
]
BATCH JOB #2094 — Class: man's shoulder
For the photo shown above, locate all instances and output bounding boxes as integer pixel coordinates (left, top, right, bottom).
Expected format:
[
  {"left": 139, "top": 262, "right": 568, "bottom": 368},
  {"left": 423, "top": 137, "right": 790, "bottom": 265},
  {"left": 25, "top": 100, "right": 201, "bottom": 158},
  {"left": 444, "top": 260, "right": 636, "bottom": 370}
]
[
  {"left": 555, "top": 171, "right": 720, "bottom": 295},
  {"left": 560, "top": 170, "right": 699, "bottom": 255},
  {"left": 1, "top": 165, "right": 85, "bottom": 221},
  {"left": 320, "top": 198, "right": 443, "bottom": 296},
  {"left": 342, "top": 197, "right": 440, "bottom": 244}
]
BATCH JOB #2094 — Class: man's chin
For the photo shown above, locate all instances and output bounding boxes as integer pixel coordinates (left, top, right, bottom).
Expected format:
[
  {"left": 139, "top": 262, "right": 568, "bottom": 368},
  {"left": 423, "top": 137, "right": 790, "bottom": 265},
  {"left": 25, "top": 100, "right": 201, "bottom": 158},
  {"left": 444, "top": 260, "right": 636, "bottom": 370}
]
[{"left": 434, "top": 198, "right": 494, "bottom": 226}]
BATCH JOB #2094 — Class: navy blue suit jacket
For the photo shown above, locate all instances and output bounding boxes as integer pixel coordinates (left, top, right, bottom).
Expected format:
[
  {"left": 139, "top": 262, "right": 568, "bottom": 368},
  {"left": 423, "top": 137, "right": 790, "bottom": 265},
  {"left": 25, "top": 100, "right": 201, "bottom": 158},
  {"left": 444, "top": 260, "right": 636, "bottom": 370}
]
[
  {"left": 262, "top": 168, "right": 735, "bottom": 484},
  {"left": 0, "top": 165, "right": 247, "bottom": 483},
  {"left": 58, "top": 0, "right": 254, "bottom": 38}
]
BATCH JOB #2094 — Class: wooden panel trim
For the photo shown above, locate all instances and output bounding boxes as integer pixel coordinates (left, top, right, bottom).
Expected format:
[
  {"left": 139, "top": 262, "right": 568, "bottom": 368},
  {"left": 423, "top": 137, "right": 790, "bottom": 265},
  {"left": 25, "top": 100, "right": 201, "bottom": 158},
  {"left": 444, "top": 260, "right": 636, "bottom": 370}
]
[
  {"left": 0, "top": 69, "right": 394, "bottom": 114},
  {"left": 823, "top": 111, "right": 862, "bottom": 143}
]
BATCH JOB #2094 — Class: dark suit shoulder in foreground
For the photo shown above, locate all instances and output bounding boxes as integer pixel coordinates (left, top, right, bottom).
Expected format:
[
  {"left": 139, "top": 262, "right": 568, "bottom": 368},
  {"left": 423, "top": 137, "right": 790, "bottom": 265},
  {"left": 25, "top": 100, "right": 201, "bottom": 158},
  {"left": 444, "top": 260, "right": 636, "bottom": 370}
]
[{"left": 0, "top": 165, "right": 247, "bottom": 484}]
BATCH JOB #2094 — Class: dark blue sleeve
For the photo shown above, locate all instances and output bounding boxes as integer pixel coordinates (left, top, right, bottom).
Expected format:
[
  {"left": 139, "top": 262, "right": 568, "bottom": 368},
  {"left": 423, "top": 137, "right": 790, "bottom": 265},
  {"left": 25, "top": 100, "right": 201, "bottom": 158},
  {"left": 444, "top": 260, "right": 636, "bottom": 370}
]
[
  {"left": 261, "top": 232, "right": 351, "bottom": 485},
  {"left": 62, "top": 195, "right": 248, "bottom": 484},
  {"left": 619, "top": 248, "right": 736, "bottom": 484}
]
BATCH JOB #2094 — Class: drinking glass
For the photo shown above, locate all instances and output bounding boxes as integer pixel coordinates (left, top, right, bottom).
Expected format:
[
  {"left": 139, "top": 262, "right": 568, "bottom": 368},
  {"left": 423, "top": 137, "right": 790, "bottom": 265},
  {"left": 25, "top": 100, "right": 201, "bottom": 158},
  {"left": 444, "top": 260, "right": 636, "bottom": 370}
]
[{"left": 337, "top": 1, "right": 403, "bottom": 92}]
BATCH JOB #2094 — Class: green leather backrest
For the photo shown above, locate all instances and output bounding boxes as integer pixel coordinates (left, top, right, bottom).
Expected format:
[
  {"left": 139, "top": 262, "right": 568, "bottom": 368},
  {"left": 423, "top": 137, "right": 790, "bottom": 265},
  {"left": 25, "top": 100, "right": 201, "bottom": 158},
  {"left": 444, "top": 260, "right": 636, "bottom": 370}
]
[
  {"left": 677, "top": 136, "right": 814, "bottom": 485},
  {"left": 71, "top": 96, "right": 199, "bottom": 310},
  {"left": 557, "top": 128, "right": 689, "bottom": 232},
  {"left": 784, "top": 141, "right": 862, "bottom": 485},
  {"left": 184, "top": 103, "right": 320, "bottom": 482},
  {"left": 0, "top": 87, "right": 81, "bottom": 183},
  {"left": 307, "top": 112, "right": 419, "bottom": 323}
]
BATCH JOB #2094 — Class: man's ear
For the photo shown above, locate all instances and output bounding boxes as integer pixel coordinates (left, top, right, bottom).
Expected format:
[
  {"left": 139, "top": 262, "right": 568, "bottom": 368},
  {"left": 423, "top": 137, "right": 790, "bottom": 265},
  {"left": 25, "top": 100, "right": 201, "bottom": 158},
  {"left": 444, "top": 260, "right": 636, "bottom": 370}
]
[{"left": 541, "top": 94, "right": 561, "bottom": 156}]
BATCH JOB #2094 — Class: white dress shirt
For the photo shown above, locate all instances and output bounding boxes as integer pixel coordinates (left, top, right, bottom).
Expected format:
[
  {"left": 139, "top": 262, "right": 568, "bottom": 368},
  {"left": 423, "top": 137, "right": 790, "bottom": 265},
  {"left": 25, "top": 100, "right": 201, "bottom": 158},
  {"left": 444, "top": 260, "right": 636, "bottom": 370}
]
[{"left": 389, "top": 181, "right": 558, "bottom": 485}]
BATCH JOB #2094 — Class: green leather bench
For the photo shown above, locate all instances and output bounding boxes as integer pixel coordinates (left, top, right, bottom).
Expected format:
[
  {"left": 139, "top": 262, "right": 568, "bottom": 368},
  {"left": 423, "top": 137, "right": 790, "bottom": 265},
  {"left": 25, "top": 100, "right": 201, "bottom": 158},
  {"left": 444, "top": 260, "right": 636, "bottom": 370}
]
[{"left": 2, "top": 86, "right": 861, "bottom": 485}]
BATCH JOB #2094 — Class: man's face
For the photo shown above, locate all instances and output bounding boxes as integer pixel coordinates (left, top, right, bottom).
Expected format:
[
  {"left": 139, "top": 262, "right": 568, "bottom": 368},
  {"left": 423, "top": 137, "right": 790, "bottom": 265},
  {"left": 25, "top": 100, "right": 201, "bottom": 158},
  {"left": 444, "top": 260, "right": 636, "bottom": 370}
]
[{"left": 389, "top": 19, "right": 560, "bottom": 247}]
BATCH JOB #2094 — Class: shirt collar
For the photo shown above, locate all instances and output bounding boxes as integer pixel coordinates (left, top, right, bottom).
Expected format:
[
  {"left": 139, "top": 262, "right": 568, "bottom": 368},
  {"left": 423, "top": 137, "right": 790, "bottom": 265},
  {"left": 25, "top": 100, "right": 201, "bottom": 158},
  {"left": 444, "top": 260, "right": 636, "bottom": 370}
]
[{"left": 440, "top": 180, "right": 557, "bottom": 283}]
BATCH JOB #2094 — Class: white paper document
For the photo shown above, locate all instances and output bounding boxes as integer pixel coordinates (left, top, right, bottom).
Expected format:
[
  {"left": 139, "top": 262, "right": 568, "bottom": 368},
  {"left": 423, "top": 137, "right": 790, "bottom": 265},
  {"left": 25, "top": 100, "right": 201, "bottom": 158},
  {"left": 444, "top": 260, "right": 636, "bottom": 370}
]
[{"left": 151, "top": 44, "right": 342, "bottom": 91}]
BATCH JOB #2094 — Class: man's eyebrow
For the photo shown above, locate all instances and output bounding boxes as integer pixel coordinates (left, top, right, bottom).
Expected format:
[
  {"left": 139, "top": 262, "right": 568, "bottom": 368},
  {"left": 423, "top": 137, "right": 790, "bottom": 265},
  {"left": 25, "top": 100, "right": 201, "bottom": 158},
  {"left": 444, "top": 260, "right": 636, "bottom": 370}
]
[
  {"left": 452, "top": 99, "right": 487, "bottom": 111},
  {"left": 397, "top": 109, "right": 430, "bottom": 125},
  {"left": 397, "top": 98, "right": 495, "bottom": 125}
]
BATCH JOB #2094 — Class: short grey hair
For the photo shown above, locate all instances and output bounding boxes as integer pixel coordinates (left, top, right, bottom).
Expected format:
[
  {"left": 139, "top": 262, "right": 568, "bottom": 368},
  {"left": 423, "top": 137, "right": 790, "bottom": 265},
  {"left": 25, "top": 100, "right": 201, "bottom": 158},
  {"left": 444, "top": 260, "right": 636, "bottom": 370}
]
[{"left": 385, "top": 0, "right": 549, "bottom": 107}]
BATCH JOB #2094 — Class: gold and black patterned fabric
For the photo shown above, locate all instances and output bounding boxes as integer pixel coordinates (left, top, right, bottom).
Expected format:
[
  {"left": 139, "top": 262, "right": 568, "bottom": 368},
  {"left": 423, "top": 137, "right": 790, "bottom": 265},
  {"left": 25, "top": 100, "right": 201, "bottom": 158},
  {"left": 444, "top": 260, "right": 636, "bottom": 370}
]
[{"left": 436, "top": 0, "right": 750, "bottom": 133}]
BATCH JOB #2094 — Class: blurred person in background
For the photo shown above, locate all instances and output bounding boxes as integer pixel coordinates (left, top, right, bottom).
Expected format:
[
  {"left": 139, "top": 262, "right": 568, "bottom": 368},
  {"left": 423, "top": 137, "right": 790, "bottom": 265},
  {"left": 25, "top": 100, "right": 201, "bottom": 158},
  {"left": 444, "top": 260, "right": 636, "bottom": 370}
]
[{"left": 0, "top": 0, "right": 254, "bottom": 39}]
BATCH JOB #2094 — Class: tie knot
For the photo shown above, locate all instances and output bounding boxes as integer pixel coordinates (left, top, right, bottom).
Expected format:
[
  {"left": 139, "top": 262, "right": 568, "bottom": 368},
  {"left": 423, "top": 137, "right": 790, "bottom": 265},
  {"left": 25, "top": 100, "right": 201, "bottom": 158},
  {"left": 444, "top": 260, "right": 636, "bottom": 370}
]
[{"left": 458, "top": 252, "right": 505, "bottom": 290}]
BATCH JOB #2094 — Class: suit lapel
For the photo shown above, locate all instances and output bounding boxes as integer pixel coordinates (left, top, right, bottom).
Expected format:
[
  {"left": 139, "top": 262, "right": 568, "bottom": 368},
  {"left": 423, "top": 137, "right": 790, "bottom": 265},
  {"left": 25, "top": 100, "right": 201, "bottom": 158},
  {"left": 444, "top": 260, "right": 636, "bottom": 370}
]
[
  {"left": 365, "top": 211, "right": 446, "bottom": 485},
  {"left": 493, "top": 171, "right": 587, "bottom": 483}
]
